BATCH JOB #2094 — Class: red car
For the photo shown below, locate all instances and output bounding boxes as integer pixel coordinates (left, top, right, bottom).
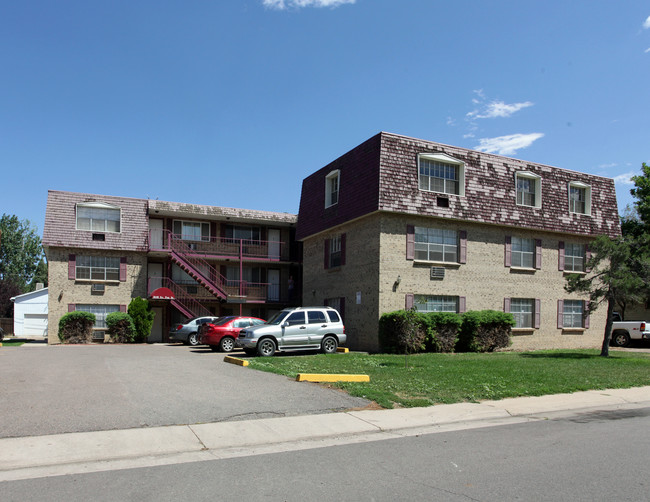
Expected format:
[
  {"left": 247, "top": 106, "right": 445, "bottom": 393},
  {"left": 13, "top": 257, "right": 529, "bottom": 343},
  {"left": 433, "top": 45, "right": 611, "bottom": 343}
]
[{"left": 197, "top": 316, "right": 266, "bottom": 352}]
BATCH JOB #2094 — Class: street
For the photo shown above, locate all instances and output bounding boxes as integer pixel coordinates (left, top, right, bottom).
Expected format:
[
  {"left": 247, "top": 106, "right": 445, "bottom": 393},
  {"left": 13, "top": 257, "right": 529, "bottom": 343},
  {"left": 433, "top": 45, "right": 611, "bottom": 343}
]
[{"left": 3, "top": 406, "right": 649, "bottom": 501}]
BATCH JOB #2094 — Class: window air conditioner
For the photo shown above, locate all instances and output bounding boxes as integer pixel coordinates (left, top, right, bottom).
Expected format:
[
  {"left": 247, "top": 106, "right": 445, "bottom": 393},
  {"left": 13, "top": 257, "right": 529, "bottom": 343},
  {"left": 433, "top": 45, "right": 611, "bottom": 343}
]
[
  {"left": 430, "top": 267, "right": 445, "bottom": 280},
  {"left": 91, "top": 284, "right": 105, "bottom": 292}
]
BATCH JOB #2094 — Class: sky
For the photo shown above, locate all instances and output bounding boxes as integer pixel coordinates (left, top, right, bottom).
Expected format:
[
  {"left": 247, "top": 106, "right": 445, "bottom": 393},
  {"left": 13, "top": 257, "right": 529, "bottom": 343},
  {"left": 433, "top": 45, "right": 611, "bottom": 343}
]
[{"left": 2, "top": 0, "right": 649, "bottom": 237}]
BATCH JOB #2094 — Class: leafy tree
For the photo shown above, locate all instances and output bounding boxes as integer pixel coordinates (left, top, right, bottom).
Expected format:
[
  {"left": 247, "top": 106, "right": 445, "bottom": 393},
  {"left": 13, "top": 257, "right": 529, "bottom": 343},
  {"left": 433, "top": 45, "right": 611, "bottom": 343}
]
[
  {"left": 0, "top": 278, "right": 22, "bottom": 317},
  {"left": 395, "top": 308, "right": 426, "bottom": 368},
  {"left": 128, "top": 297, "right": 155, "bottom": 343},
  {"left": 565, "top": 234, "right": 650, "bottom": 357},
  {"left": 28, "top": 258, "right": 48, "bottom": 290},
  {"left": 630, "top": 162, "right": 650, "bottom": 230},
  {"left": 0, "top": 214, "right": 44, "bottom": 291}
]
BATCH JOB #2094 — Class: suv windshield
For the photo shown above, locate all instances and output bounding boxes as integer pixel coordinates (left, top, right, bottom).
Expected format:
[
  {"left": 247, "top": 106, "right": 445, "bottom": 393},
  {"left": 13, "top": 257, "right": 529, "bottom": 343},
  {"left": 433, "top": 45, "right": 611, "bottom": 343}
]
[{"left": 266, "top": 310, "right": 291, "bottom": 325}]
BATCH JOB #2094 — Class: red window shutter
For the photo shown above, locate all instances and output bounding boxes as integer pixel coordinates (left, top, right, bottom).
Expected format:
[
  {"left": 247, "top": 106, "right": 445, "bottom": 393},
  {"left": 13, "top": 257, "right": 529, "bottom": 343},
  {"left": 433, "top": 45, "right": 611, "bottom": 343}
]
[
  {"left": 119, "top": 257, "right": 127, "bottom": 282},
  {"left": 557, "top": 300, "right": 564, "bottom": 329},
  {"left": 558, "top": 241, "right": 565, "bottom": 271},
  {"left": 339, "top": 297, "right": 345, "bottom": 320},
  {"left": 340, "top": 233, "right": 346, "bottom": 266},
  {"left": 535, "top": 299, "right": 541, "bottom": 329},
  {"left": 504, "top": 236, "right": 512, "bottom": 267},
  {"left": 324, "top": 239, "right": 330, "bottom": 269},
  {"left": 583, "top": 301, "right": 590, "bottom": 329},
  {"left": 535, "top": 239, "right": 542, "bottom": 269},
  {"left": 459, "top": 296, "right": 466, "bottom": 314},
  {"left": 120, "top": 305, "right": 127, "bottom": 313},
  {"left": 504, "top": 298, "right": 511, "bottom": 313},
  {"left": 405, "top": 294, "right": 414, "bottom": 310},
  {"left": 459, "top": 230, "right": 467, "bottom": 264},
  {"left": 68, "top": 254, "right": 76, "bottom": 280},
  {"left": 406, "top": 225, "right": 415, "bottom": 260},
  {"left": 585, "top": 244, "right": 591, "bottom": 273},
  {"left": 68, "top": 304, "right": 76, "bottom": 313}
]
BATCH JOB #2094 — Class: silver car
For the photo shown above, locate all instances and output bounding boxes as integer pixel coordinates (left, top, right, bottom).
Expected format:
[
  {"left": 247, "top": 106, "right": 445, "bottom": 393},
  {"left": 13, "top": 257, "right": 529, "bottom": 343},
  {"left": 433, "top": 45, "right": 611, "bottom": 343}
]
[
  {"left": 237, "top": 307, "right": 345, "bottom": 356},
  {"left": 168, "top": 316, "right": 219, "bottom": 346}
]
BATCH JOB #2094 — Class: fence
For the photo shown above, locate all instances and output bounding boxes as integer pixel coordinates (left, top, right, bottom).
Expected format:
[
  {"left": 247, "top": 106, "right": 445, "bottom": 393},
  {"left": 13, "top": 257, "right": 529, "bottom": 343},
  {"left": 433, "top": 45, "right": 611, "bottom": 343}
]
[{"left": 0, "top": 318, "right": 13, "bottom": 335}]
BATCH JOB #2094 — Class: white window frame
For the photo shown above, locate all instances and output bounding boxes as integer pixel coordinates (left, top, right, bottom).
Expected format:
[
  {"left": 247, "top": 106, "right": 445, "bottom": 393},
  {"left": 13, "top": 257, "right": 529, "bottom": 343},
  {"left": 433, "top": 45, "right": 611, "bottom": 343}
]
[
  {"left": 75, "top": 304, "right": 120, "bottom": 329},
  {"left": 515, "top": 172, "right": 542, "bottom": 208},
  {"left": 414, "top": 295, "right": 459, "bottom": 313},
  {"left": 511, "top": 237, "right": 535, "bottom": 268},
  {"left": 76, "top": 202, "right": 121, "bottom": 233},
  {"left": 417, "top": 153, "right": 465, "bottom": 197},
  {"left": 76, "top": 256, "right": 120, "bottom": 281},
  {"left": 325, "top": 170, "right": 340, "bottom": 208},
  {"left": 173, "top": 220, "right": 210, "bottom": 242},
  {"left": 414, "top": 227, "right": 458, "bottom": 263},
  {"left": 329, "top": 235, "right": 342, "bottom": 268},
  {"left": 568, "top": 181, "right": 592, "bottom": 216},
  {"left": 511, "top": 298, "right": 534, "bottom": 329},
  {"left": 565, "top": 243, "right": 586, "bottom": 272},
  {"left": 563, "top": 300, "right": 584, "bottom": 328}
]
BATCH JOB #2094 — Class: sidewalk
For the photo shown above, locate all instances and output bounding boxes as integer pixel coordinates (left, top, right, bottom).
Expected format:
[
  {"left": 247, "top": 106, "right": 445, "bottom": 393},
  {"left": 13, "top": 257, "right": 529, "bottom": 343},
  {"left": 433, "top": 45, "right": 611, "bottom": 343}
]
[{"left": 1, "top": 386, "right": 649, "bottom": 482}]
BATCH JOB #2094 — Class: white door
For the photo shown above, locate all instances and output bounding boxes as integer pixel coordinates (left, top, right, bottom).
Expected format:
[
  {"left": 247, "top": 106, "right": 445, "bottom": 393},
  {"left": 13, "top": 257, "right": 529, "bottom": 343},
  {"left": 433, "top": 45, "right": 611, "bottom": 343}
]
[
  {"left": 148, "top": 263, "right": 164, "bottom": 292},
  {"left": 268, "top": 228, "right": 281, "bottom": 260},
  {"left": 24, "top": 314, "right": 48, "bottom": 336},
  {"left": 267, "top": 269, "right": 280, "bottom": 301},
  {"left": 150, "top": 219, "right": 164, "bottom": 249}
]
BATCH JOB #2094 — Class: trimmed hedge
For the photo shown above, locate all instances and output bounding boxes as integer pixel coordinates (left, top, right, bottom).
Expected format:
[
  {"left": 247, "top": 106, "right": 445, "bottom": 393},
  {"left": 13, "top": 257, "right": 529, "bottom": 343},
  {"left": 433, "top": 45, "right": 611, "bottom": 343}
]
[
  {"left": 456, "top": 310, "right": 515, "bottom": 353},
  {"left": 421, "top": 312, "right": 462, "bottom": 353},
  {"left": 58, "top": 311, "right": 95, "bottom": 344},
  {"left": 106, "top": 312, "right": 137, "bottom": 343}
]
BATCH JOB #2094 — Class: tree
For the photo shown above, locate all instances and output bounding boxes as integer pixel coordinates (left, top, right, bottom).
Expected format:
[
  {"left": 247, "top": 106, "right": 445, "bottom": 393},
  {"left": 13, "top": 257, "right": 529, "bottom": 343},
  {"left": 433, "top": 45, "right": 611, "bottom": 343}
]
[
  {"left": 0, "top": 214, "right": 44, "bottom": 291},
  {"left": 28, "top": 258, "right": 48, "bottom": 290},
  {"left": 395, "top": 308, "right": 426, "bottom": 368},
  {"left": 565, "top": 234, "right": 650, "bottom": 356},
  {"left": 128, "top": 297, "right": 155, "bottom": 343},
  {"left": 0, "top": 278, "right": 22, "bottom": 317},
  {"left": 630, "top": 162, "right": 650, "bottom": 231}
]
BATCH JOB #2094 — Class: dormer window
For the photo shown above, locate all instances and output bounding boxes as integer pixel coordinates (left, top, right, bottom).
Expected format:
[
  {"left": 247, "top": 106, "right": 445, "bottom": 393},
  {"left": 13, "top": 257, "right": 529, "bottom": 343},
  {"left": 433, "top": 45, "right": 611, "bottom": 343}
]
[
  {"left": 515, "top": 172, "right": 542, "bottom": 208},
  {"left": 76, "top": 202, "right": 121, "bottom": 232},
  {"left": 569, "top": 181, "right": 591, "bottom": 215},
  {"left": 418, "top": 153, "right": 465, "bottom": 196},
  {"left": 325, "top": 170, "right": 340, "bottom": 208}
]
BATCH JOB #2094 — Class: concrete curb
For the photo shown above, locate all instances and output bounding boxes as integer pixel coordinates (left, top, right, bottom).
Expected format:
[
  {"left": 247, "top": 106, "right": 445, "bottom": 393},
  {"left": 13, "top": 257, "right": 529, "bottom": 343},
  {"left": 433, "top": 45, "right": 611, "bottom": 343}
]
[{"left": 1, "top": 386, "right": 649, "bottom": 480}]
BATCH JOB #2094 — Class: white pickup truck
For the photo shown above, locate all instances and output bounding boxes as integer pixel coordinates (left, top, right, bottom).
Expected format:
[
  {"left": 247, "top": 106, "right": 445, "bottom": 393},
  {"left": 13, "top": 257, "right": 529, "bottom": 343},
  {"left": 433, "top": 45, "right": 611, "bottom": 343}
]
[{"left": 611, "top": 313, "right": 650, "bottom": 347}]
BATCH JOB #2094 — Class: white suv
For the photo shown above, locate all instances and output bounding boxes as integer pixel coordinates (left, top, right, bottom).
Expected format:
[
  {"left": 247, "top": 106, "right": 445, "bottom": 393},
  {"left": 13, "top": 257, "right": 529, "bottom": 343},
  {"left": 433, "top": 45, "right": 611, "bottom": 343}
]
[{"left": 237, "top": 307, "right": 345, "bottom": 357}]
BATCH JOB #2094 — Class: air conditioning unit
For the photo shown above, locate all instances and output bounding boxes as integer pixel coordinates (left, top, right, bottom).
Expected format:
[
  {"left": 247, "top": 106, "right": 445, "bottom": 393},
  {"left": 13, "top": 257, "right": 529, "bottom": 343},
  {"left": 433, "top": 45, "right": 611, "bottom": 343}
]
[
  {"left": 430, "top": 267, "right": 445, "bottom": 280},
  {"left": 91, "top": 284, "right": 105, "bottom": 292}
]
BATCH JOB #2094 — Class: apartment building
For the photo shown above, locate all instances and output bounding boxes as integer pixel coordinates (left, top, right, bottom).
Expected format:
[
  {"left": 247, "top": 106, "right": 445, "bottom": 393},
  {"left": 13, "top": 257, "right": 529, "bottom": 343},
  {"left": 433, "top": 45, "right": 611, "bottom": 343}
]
[
  {"left": 296, "top": 132, "right": 622, "bottom": 352},
  {"left": 43, "top": 191, "right": 300, "bottom": 343}
]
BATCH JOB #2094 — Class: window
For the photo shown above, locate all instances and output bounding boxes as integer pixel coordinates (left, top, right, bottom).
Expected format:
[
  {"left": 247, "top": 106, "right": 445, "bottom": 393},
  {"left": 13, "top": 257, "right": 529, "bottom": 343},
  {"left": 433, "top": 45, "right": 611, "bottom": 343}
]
[
  {"left": 511, "top": 237, "right": 535, "bottom": 268},
  {"left": 414, "top": 295, "right": 459, "bottom": 313},
  {"left": 74, "top": 304, "right": 120, "bottom": 329},
  {"left": 286, "top": 312, "right": 306, "bottom": 326},
  {"left": 76, "top": 256, "right": 120, "bottom": 281},
  {"left": 76, "top": 202, "right": 121, "bottom": 232},
  {"left": 564, "top": 243, "right": 585, "bottom": 272},
  {"left": 324, "top": 298, "right": 345, "bottom": 320},
  {"left": 569, "top": 182, "right": 591, "bottom": 215},
  {"left": 418, "top": 153, "right": 465, "bottom": 196},
  {"left": 515, "top": 172, "right": 541, "bottom": 208},
  {"left": 562, "top": 300, "right": 585, "bottom": 328},
  {"left": 325, "top": 170, "right": 340, "bottom": 207},
  {"left": 173, "top": 220, "right": 210, "bottom": 241},
  {"left": 225, "top": 225, "right": 261, "bottom": 241},
  {"left": 414, "top": 227, "right": 458, "bottom": 262},
  {"left": 308, "top": 311, "right": 327, "bottom": 324},
  {"left": 324, "top": 234, "right": 346, "bottom": 269},
  {"left": 509, "top": 298, "right": 536, "bottom": 329},
  {"left": 226, "top": 266, "right": 261, "bottom": 283}
]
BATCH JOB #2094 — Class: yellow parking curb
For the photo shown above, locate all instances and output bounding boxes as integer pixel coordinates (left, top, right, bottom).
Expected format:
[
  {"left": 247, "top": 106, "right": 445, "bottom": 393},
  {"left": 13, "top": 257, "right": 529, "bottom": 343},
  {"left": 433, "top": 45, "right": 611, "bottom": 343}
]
[
  {"left": 224, "top": 356, "right": 249, "bottom": 367},
  {"left": 336, "top": 347, "right": 349, "bottom": 353},
  {"left": 296, "top": 373, "right": 369, "bottom": 383}
]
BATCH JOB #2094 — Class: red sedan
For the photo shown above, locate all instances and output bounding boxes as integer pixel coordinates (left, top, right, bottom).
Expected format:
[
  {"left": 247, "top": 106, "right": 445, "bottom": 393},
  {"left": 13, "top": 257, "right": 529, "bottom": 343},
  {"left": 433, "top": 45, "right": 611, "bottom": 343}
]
[{"left": 197, "top": 316, "right": 266, "bottom": 352}]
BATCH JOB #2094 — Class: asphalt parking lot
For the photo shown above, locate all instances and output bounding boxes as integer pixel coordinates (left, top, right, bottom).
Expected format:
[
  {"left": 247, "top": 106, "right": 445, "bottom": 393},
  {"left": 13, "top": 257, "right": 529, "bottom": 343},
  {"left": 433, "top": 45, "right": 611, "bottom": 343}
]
[{"left": 0, "top": 344, "right": 370, "bottom": 439}]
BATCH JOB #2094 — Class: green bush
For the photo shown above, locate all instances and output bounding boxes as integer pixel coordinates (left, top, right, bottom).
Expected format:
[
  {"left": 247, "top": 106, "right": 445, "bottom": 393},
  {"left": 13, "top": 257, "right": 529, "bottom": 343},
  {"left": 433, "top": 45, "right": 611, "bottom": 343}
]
[
  {"left": 128, "top": 297, "right": 155, "bottom": 343},
  {"left": 421, "top": 312, "right": 462, "bottom": 353},
  {"left": 58, "top": 311, "right": 95, "bottom": 344},
  {"left": 457, "top": 310, "right": 515, "bottom": 353},
  {"left": 379, "top": 310, "right": 420, "bottom": 353},
  {"left": 106, "top": 312, "right": 137, "bottom": 343}
]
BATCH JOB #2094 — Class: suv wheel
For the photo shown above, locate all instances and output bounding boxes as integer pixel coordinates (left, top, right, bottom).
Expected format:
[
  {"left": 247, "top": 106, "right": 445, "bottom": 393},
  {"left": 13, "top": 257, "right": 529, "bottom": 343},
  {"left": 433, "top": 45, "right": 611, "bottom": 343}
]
[
  {"left": 257, "top": 338, "right": 276, "bottom": 357},
  {"left": 321, "top": 335, "right": 338, "bottom": 354}
]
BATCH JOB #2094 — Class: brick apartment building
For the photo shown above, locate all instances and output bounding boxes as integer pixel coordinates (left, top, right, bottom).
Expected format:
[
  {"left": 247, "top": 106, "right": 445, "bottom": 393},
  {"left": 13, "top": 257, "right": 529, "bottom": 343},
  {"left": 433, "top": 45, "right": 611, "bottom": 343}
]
[
  {"left": 296, "top": 132, "right": 623, "bottom": 352},
  {"left": 43, "top": 191, "right": 301, "bottom": 343}
]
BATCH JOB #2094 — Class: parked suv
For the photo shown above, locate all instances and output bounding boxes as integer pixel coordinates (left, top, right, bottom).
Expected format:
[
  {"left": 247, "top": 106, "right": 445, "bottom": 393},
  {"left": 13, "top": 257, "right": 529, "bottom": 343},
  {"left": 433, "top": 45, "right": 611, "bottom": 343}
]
[{"left": 237, "top": 306, "right": 345, "bottom": 356}]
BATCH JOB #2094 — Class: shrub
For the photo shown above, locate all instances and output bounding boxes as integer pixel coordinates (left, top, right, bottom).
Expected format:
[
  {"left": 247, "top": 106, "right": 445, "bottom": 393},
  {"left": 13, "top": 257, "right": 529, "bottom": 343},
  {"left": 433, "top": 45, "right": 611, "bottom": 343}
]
[
  {"left": 379, "top": 310, "right": 423, "bottom": 353},
  {"left": 421, "top": 312, "right": 462, "bottom": 353},
  {"left": 58, "top": 311, "right": 95, "bottom": 344},
  {"left": 106, "top": 312, "right": 137, "bottom": 343},
  {"left": 457, "top": 310, "right": 515, "bottom": 353},
  {"left": 128, "top": 297, "right": 155, "bottom": 343}
]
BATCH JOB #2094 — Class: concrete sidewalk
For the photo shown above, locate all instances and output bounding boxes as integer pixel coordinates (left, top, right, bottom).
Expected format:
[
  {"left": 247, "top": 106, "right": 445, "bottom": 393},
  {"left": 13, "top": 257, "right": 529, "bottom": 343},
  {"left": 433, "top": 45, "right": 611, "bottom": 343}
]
[{"left": 2, "top": 386, "right": 649, "bottom": 482}]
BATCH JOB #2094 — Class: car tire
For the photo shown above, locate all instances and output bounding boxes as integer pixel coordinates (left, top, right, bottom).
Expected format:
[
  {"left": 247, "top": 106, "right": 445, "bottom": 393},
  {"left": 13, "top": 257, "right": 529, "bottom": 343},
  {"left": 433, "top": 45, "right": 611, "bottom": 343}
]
[
  {"left": 209, "top": 345, "right": 220, "bottom": 352},
  {"left": 219, "top": 337, "right": 235, "bottom": 353},
  {"left": 187, "top": 333, "right": 199, "bottom": 346},
  {"left": 321, "top": 335, "right": 338, "bottom": 354},
  {"left": 612, "top": 331, "right": 631, "bottom": 348},
  {"left": 257, "top": 338, "right": 276, "bottom": 357}
]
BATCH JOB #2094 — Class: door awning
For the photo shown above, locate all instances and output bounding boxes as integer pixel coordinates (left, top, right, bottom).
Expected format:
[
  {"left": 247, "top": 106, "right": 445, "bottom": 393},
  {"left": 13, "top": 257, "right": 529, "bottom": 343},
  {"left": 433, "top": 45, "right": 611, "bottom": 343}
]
[{"left": 150, "top": 287, "right": 175, "bottom": 300}]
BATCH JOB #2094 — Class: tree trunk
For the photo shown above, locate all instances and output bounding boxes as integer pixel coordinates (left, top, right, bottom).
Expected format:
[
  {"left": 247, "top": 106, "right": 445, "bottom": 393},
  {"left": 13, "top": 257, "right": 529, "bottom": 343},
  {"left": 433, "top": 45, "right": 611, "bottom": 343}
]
[{"left": 600, "top": 297, "right": 615, "bottom": 357}]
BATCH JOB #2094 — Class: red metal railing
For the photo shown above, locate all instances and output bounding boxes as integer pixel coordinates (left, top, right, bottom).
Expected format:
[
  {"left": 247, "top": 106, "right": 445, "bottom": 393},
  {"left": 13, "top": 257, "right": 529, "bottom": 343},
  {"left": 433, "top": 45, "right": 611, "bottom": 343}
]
[{"left": 148, "top": 278, "right": 213, "bottom": 318}]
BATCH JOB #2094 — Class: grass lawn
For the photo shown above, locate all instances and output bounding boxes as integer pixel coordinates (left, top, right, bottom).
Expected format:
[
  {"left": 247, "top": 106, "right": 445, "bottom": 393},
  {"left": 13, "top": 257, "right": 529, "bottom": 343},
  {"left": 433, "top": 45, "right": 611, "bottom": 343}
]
[
  {"left": 0, "top": 340, "right": 25, "bottom": 347},
  {"left": 247, "top": 350, "right": 650, "bottom": 409}
]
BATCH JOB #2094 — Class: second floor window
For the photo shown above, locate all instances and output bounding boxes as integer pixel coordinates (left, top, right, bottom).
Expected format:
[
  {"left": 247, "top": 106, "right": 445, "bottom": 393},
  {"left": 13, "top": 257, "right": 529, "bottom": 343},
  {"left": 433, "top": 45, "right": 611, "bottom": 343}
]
[
  {"left": 515, "top": 172, "right": 542, "bottom": 208},
  {"left": 173, "top": 220, "right": 210, "bottom": 241},
  {"left": 76, "top": 203, "right": 121, "bottom": 232},
  {"left": 419, "top": 158, "right": 459, "bottom": 195},
  {"left": 511, "top": 237, "right": 535, "bottom": 268},
  {"left": 329, "top": 235, "right": 342, "bottom": 267},
  {"left": 76, "top": 256, "right": 120, "bottom": 281},
  {"left": 325, "top": 170, "right": 340, "bottom": 207},
  {"left": 565, "top": 243, "right": 585, "bottom": 272},
  {"left": 414, "top": 227, "right": 458, "bottom": 262},
  {"left": 568, "top": 182, "right": 591, "bottom": 215}
]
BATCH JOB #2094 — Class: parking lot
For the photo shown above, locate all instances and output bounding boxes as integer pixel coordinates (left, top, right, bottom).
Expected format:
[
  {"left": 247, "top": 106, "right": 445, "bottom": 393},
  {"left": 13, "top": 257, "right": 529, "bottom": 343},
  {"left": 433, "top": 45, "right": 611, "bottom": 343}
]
[{"left": 0, "top": 344, "right": 370, "bottom": 439}]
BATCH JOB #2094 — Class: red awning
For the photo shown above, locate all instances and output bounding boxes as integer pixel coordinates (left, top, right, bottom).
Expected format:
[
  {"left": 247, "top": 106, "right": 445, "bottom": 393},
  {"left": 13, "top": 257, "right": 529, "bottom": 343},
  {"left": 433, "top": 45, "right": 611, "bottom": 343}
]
[{"left": 150, "top": 287, "right": 175, "bottom": 300}]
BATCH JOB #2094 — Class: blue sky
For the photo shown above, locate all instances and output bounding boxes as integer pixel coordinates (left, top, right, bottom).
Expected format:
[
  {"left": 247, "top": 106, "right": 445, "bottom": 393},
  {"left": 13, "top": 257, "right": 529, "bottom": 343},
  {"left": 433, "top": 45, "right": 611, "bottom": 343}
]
[{"left": 2, "top": 0, "right": 649, "bottom": 236}]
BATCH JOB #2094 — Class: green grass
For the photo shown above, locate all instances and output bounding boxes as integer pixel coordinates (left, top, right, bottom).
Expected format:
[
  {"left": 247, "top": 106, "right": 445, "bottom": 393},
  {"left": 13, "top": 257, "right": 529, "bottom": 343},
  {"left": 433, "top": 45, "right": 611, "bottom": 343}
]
[
  {"left": 0, "top": 340, "right": 25, "bottom": 347},
  {"left": 247, "top": 350, "right": 650, "bottom": 409}
]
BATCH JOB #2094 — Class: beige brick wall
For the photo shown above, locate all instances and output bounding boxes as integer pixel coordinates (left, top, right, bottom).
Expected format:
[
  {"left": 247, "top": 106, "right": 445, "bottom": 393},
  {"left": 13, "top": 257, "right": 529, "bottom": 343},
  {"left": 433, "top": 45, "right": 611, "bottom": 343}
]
[
  {"left": 47, "top": 248, "right": 148, "bottom": 344},
  {"left": 303, "top": 212, "right": 608, "bottom": 352}
]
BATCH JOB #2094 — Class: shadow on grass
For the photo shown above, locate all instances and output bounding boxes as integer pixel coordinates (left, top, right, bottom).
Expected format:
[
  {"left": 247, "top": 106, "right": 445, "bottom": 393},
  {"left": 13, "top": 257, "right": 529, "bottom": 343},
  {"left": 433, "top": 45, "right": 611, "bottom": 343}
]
[{"left": 521, "top": 352, "right": 602, "bottom": 359}]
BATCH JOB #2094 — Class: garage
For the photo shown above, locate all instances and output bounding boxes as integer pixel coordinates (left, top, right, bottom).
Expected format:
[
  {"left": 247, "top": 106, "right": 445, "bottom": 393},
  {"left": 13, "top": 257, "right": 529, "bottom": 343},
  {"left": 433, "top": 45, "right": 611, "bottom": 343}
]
[{"left": 11, "top": 287, "right": 48, "bottom": 338}]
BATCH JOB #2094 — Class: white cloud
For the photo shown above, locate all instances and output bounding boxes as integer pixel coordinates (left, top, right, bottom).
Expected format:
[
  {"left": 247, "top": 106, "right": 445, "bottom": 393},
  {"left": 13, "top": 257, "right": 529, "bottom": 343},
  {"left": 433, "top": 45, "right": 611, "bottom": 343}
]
[
  {"left": 612, "top": 172, "right": 636, "bottom": 186},
  {"left": 645, "top": 47, "right": 650, "bottom": 53},
  {"left": 469, "top": 100, "right": 534, "bottom": 119},
  {"left": 263, "top": 0, "right": 355, "bottom": 9},
  {"left": 474, "top": 133, "right": 544, "bottom": 155},
  {"left": 643, "top": 15, "right": 650, "bottom": 29}
]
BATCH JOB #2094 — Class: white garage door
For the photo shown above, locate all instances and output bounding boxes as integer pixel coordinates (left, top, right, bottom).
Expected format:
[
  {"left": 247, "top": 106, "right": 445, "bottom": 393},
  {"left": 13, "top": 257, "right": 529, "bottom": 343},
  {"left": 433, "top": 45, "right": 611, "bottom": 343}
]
[{"left": 24, "top": 314, "right": 48, "bottom": 336}]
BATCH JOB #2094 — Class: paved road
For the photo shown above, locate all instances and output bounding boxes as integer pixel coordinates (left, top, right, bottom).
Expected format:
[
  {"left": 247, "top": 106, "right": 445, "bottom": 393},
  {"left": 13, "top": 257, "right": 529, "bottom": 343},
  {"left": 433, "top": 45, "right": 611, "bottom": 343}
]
[
  {"left": 0, "top": 344, "right": 370, "bottom": 438},
  {"left": 3, "top": 405, "right": 649, "bottom": 501}
]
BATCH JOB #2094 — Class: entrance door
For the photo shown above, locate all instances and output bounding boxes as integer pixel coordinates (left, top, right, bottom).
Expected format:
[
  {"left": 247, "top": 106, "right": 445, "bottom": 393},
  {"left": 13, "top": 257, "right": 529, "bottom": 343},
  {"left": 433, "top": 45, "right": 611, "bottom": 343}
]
[
  {"left": 148, "top": 263, "right": 164, "bottom": 293},
  {"left": 268, "top": 228, "right": 281, "bottom": 260},
  {"left": 150, "top": 219, "right": 163, "bottom": 249},
  {"left": 267, "top": 269, "right": 280, "bottom": 301},
  {"left": 149, "top": 307, "right": 163, "bottom": 343}
]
